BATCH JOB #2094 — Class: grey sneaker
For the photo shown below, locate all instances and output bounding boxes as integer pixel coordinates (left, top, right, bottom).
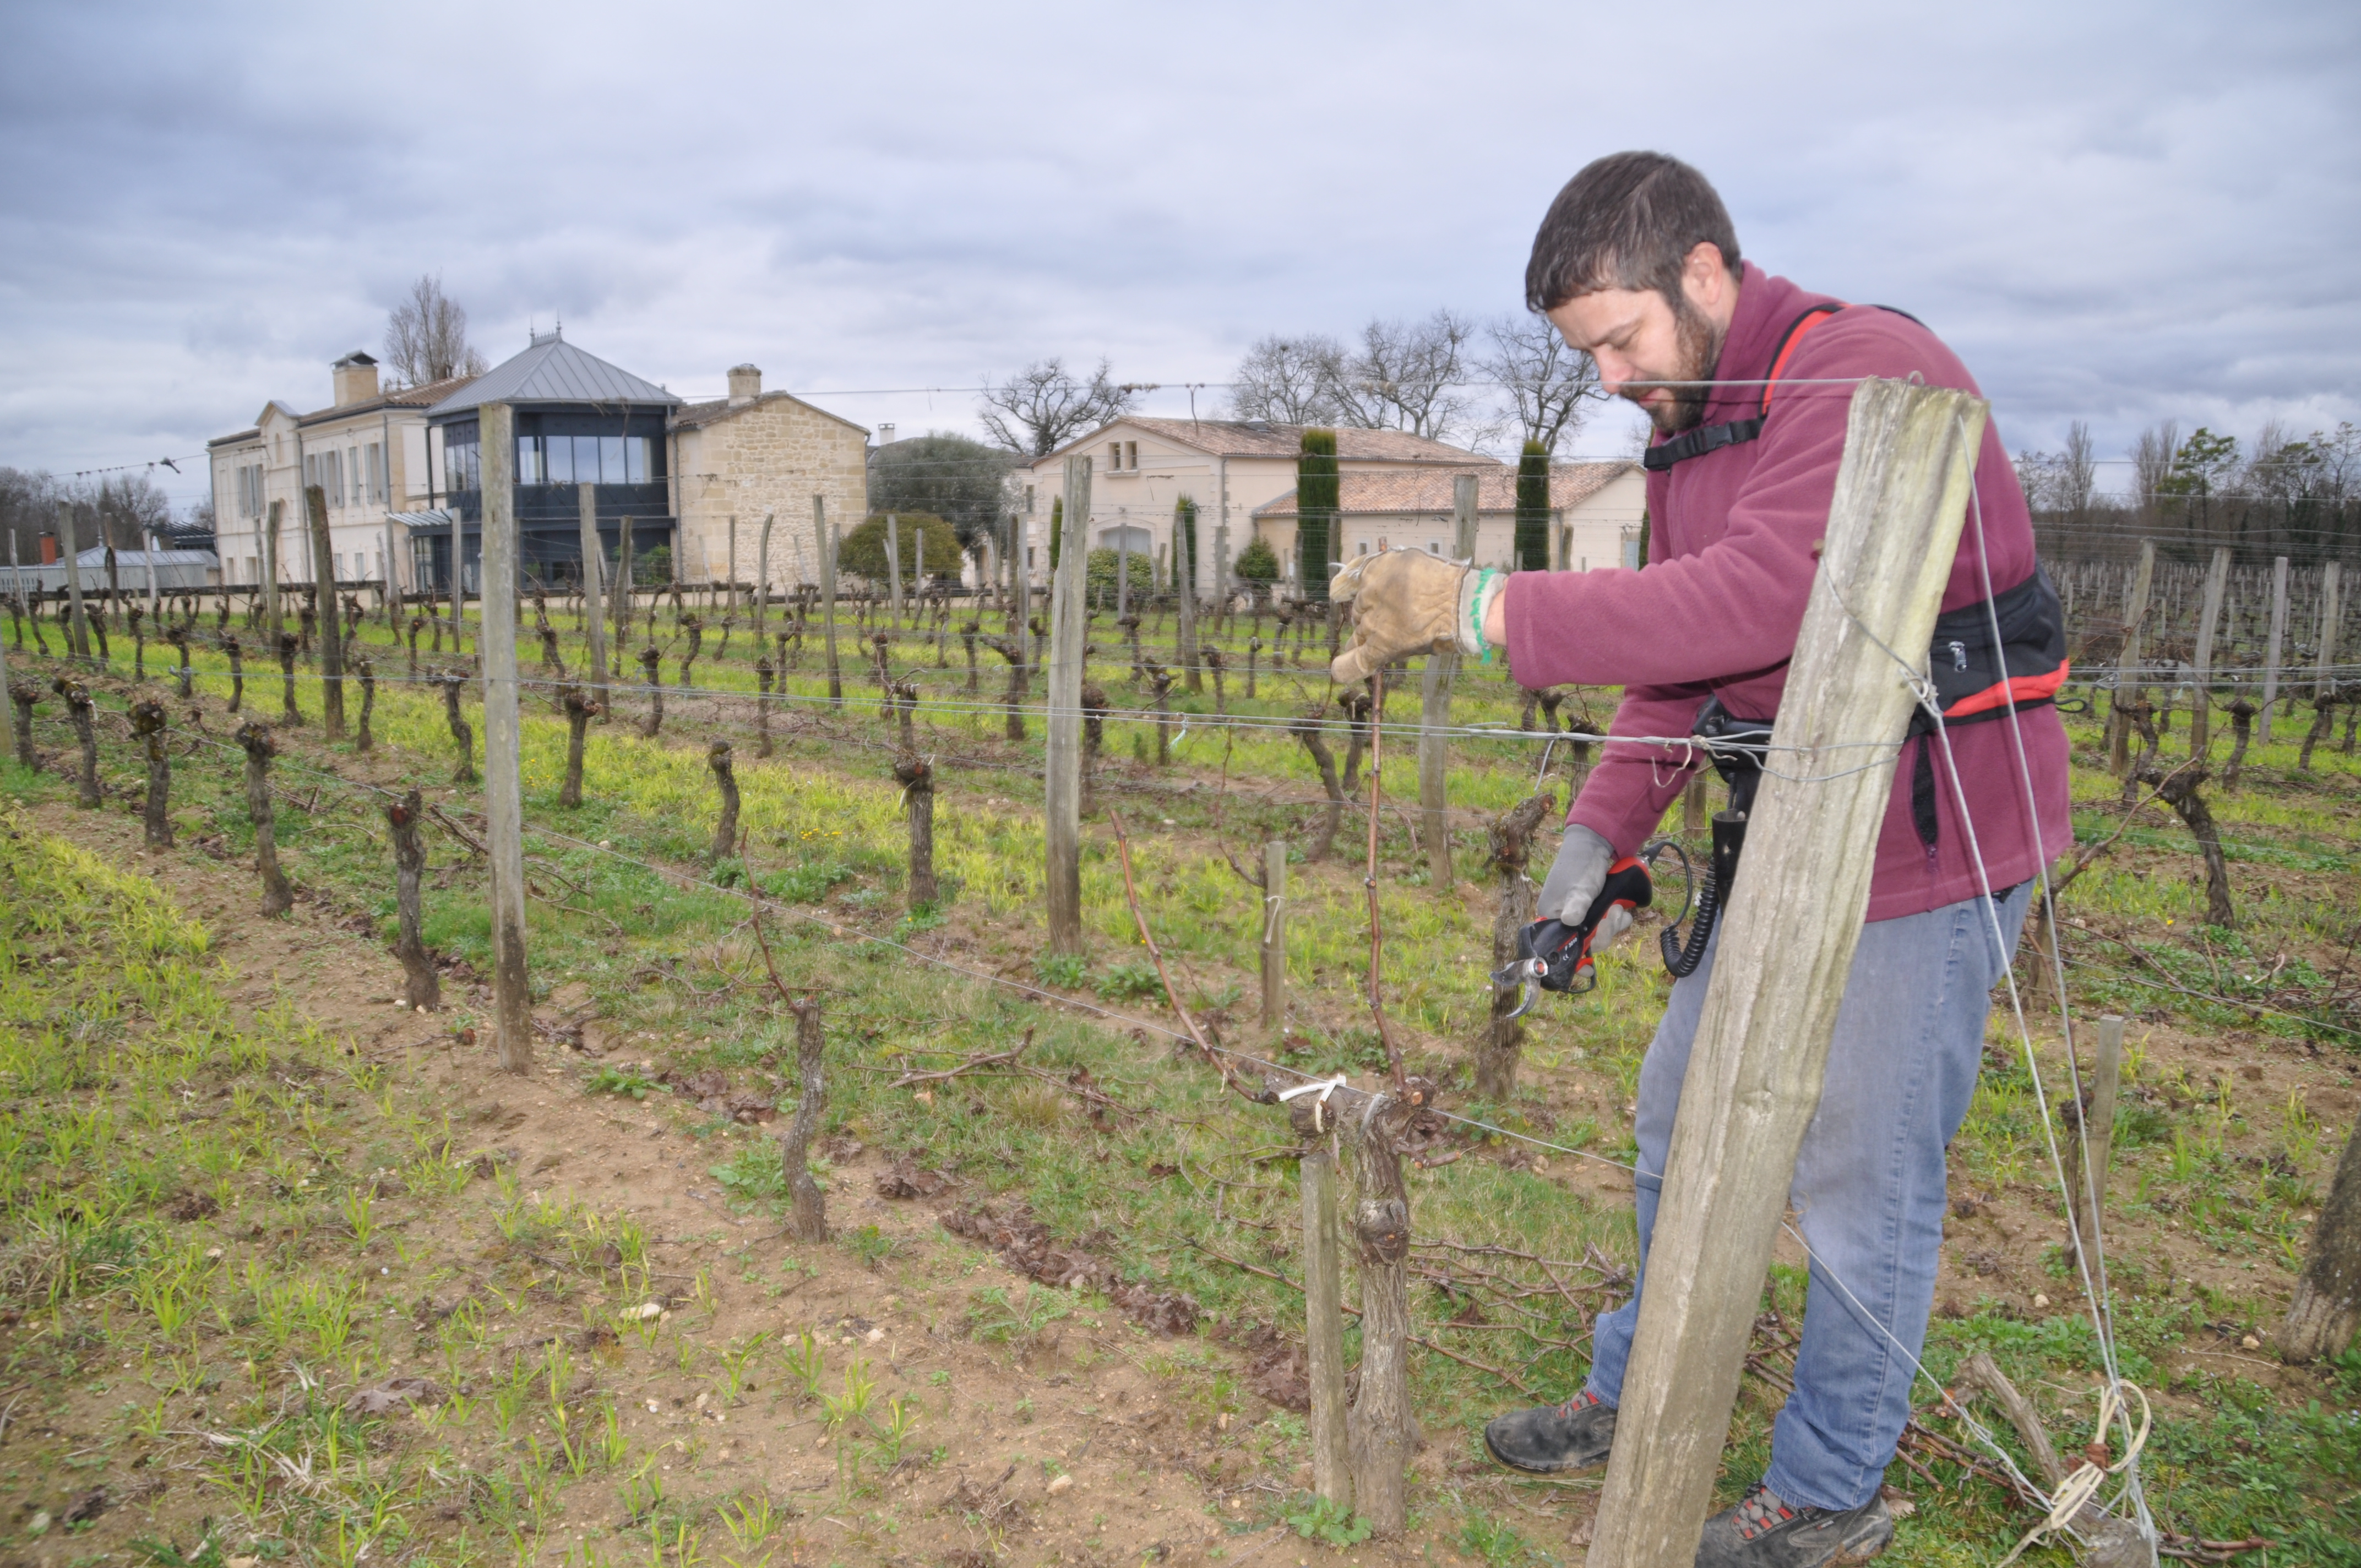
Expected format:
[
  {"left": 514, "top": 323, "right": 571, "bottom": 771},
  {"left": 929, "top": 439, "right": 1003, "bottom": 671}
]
[
  {"left": 1694, "top": 1483, "right": 1894, "bottom": 1567},
  {"left": 1481, "top": 1389, "right": 1617, "bottom": 1475}
]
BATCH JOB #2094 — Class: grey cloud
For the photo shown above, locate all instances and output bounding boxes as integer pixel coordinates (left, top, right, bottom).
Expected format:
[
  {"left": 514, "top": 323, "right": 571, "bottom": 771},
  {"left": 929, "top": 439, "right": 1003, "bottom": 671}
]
[{"left": 0, "top": 0, "right": 2353, "bottom": 505}]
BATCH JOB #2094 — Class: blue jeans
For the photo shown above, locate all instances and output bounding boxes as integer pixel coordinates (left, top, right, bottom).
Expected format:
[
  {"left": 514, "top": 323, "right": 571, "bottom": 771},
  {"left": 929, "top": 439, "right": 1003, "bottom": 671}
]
[{"left": 1582, "top": 883, "right": 2032, "bottom": 1512}]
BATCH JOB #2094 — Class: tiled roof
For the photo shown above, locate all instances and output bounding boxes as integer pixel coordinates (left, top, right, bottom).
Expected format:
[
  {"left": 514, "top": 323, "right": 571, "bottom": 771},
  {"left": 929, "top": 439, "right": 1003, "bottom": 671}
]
[
  {"left": 1042, "top": 417, "right": 1496, "bottom": 466},
  {"left": 297, "top": 374, "right": 481, "bottom": 426},
  {"left": 1253, "top": 462, "right": 1637, "bottom": 518},
  {"left": 671, "top": 389, "right": 871, "bottom": 436}
]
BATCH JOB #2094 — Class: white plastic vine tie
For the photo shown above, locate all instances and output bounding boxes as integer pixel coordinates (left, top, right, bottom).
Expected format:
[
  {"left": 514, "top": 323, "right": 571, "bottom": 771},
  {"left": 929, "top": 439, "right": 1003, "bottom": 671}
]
[
  {"left": 1276, "top": 1072, "right": 1348, "bottom": 1133},
  {"left": 1993, "top": 1381, "right": 2153, "bottom": 1567}
]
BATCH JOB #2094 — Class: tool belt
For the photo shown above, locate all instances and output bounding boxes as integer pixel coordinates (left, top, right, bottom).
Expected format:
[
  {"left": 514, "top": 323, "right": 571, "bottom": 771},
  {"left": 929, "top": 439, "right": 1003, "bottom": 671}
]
[{"left": 1655, "top": 568, "right": 2068, "bottom": 976}]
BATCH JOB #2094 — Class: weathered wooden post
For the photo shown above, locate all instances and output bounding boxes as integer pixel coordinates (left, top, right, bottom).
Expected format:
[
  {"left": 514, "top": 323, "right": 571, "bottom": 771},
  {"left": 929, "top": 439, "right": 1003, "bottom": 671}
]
[
  {"left": 385, "top": 788, "right": 441, "bottom": 1010},
  {"left": 815, "top": 495, "right": 842, "bottom": 710},
  {"left": 885, "top": 513, "right": 904, "bottom": 625},
  {"left": 1260, "top": 839, "right": 1288, "bottom": 1030},
  {"left": 262, "top": 499, "right": 284, "bottom": 638},
  {"left": 384, "top": 516, "right": 403, "bottom": 633},
  {"left": 1417, "top": 476, "right": 1480, "bottom": 889},
  {"left": 1299, "top": 1142, "right": 1350, "bottom": 1511},
  {"left": 2190, "top": 545, "right": 2230, "bottom": 758},
  {"left": 576, "top": 482, "right": 610, "bottom": 716},
  {"left": 1585, "top": 378, "right": 1987, "bottom": 1568},
  {"left": 131, "top": 698, "right": 172, "bottom": 847},
  {"left": 2314, "top": 559, "right": 2343, "bottom": 702},
  {"left": 304, "top": 484, "right": 347, "bottom": 739},
  {"left": 236, "top": 718, "right": 295, "bottom": 917},
  {"left": 2108, "top": 538, "right": 2155, "bottom": 776},
  {"left": 708, "top": 741, "right": 741, "bottom": 862},
  {"left": 56, "top": 502, "right": 92, "bottom": 662},
  {"left": 2260, "top": 555, "right": 2289, "bottom": 744},
  {"left": 475, "top": 403, "right": 532, "bottom": 1075},
  {"left": 1045, "top": 456, "right": 1091, "bottom": 956},
  {"left": 612, "top": 514, "right": 635, "bottom": 683},
  {"left": 754, "top": 511, "right": 774, "bottom": 641}
]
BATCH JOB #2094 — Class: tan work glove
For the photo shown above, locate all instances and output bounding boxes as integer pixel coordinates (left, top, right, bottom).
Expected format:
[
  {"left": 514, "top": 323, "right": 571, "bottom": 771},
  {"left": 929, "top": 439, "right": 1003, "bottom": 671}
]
[{"left": 1326, "top": 550, "right": 1505, "bottom": 686}]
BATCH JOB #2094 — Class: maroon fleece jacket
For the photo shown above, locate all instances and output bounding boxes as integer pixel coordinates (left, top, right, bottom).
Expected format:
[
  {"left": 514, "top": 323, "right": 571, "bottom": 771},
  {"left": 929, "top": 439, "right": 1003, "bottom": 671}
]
[{"left": 1502, "top": 262, "right": 2071, "bottom": 922}]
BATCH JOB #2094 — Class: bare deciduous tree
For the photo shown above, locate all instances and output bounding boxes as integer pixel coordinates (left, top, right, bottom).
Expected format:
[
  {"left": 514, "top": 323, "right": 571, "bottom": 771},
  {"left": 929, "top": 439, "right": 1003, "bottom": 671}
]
[
  {"left": 1330, "top": 311, "right": 1483, "bottom": 444},
  {"left": 1483, "top": 314, "right": 1600, "bottom": 455},
  {"left": 384, "top": 274, "right": 487, "bottom": 388},
  {"left": 1227, "top": 335, "right": 1347, "bottom": 426},
  {"left": 2131, "top": 420, "right": 2179, "bottom": 523},
  {"left": 978, "top": 358, "right": 1143, "bottom": 456}
]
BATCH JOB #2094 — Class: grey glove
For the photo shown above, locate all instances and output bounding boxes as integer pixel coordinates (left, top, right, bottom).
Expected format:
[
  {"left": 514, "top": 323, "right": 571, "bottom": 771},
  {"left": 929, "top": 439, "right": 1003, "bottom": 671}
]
[{"left": 1536, "top": 825, "right": 1614, "bottom": 925}]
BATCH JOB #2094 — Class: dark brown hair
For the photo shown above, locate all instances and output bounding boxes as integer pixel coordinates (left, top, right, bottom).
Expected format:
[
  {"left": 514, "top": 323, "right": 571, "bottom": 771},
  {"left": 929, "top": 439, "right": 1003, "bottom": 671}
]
[{"left": 1524, "top": 152, "right": 1742, "bottom": 313}]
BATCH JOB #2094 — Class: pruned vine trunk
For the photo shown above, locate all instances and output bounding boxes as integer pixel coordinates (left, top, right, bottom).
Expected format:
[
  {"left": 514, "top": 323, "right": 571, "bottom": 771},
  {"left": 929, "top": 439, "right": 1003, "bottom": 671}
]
[
  {"left": 638, "top": 646, "right": 663, "bottom": 737},
  {"left": 355, "top": 659, "right": 375, "bottom": 752},
  {"left": 7, "top": 680, "right": 34, "bottom": 770},
  {"left": 1291, "top": 715, "right": 1346, "bottom": 863},
  {"left": 708, "top": 741, "right": 740, "bottom": 863},
  {"left": 1476, "top": 793, "right": 1554, "bottom": 1101},
  {"left": 2139, "top": 760, "right": 2235, "bottom": 927},
  {"left": 895, "top": 749, "right": 938, "bottom": 908},
  {"left": 56, "top": 678, "right": 99, "bottom": 808},
  {"left": 559, "top": 685, "right": 598, "bottom": 807},
  {"left": 2223, "top": 698, "right": 2256, "bottom": 788},
  {"left": 438, "top": 673, "right": 476, "bottom": 783},
  {"left": 2283, "top": 1118, "right": 2361, "bottom": 1362},
  {"left": 385, "top": 787, "right": 440, "bottom": 1009},
  {"left": 131, "top": 698, "right": 172, "bottom": 847},
  {"left": 237, "top": 719, "right": 294, "bottom": 916},
  {"left": 277, "top": 632, "right": 302, "bottom": 726}
]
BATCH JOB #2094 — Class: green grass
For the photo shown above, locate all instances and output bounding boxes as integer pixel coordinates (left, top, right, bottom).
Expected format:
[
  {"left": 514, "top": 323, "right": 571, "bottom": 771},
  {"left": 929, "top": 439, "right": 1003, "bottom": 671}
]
[{"left": 5, "top": 603, "right": 2359, "bottom": 1561}]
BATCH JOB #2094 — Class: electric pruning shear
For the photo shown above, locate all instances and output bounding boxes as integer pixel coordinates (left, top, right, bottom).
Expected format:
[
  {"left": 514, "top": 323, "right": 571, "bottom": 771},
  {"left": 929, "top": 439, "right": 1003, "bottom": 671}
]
[{"left": 1492, "top": 856, "right": 1656, "bottom": 1020}]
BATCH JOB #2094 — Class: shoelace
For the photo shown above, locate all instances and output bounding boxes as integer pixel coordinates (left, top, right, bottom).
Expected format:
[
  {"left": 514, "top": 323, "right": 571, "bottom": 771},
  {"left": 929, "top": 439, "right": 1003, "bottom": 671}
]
[
  {"left": 1554, "top": 1389, "right": 1602, "bottom": 1419},
  {"left": 1734, "top": 1484, "right": 1802, "bottom": 1542}
]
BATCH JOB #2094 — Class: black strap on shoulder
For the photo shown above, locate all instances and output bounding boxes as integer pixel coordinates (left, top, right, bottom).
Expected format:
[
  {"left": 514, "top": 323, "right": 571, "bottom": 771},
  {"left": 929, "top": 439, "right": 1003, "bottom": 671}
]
[{"left": 1643, "top": 302, "right": 1917, "bottom": 473}]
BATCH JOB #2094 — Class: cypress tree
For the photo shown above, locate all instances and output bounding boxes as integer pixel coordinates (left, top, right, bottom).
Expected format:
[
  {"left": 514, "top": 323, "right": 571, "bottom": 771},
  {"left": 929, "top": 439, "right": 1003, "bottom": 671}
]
[
  {"left": 1048, "top": 495, "right": 1064, "bottom": 573},
  {"left": 1515, "top": 439, "right": 1551, "bottom": 571},
  {"left": 1635, "top": 506, "right": 1650, "bottom": 570},
  {"left": 1298, "top": 428, "right": 1338, "bottom": 601},
  {"left": 1173, "top": 496, "right": 1198, "bottom": 598}
]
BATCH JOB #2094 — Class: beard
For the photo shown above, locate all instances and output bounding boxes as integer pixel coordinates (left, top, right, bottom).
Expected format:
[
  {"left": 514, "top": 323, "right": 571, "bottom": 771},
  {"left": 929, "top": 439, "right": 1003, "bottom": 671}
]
[{"left": 1620, "top": 297, "right": 1725, "bottom": 435}]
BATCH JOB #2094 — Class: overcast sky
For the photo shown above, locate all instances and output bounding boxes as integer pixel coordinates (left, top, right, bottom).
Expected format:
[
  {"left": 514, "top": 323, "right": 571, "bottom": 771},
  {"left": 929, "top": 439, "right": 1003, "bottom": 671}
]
[{"left": 3, "top": 0, "right": 2354, "bottom": 513}]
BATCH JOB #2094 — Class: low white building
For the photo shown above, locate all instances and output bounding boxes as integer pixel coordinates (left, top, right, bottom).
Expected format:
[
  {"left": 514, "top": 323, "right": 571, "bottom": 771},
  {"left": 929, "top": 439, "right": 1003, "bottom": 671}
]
[
  {"left": 1253, "top": 462, "right": 1647, "bottom": 573},
  {"left": 7, "top": 546, "right": 219, "bottom": 597},
  {"left": 206, "top": 352, "right": 474, "bottom": 596},
  {"left": 1019, "top": 417, "right": 1495, "bottom": 593}
]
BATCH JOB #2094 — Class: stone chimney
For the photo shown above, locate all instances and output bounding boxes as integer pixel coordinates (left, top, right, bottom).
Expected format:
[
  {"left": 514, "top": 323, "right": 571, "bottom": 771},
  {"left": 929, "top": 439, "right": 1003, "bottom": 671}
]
[
  {"left": 878, "top": 423, "right": 896, "bottom": 447},
  {"left": 727, "top": 364, "right": 761, "bottom": 406},
  {"left": 333, "top": 351, "right": 379, "bottom": 406}
]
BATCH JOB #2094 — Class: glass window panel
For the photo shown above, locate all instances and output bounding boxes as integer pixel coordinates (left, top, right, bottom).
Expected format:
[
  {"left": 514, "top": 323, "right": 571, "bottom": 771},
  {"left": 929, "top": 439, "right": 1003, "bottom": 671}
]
[
  {"left": 516, "top": 437, "right": 542, "bottom": 485},
  {"left": 546, "top": 435, "right": 573, "bottom": 484},
  {"left": 599, "top": 436, "right": 624, "bottom": 483},
  {"left": 625, "top": 437, "right": 648, "bottom": 483},
  {"left": 573, "top": 435, "right": 600, "bottom": 482}
]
